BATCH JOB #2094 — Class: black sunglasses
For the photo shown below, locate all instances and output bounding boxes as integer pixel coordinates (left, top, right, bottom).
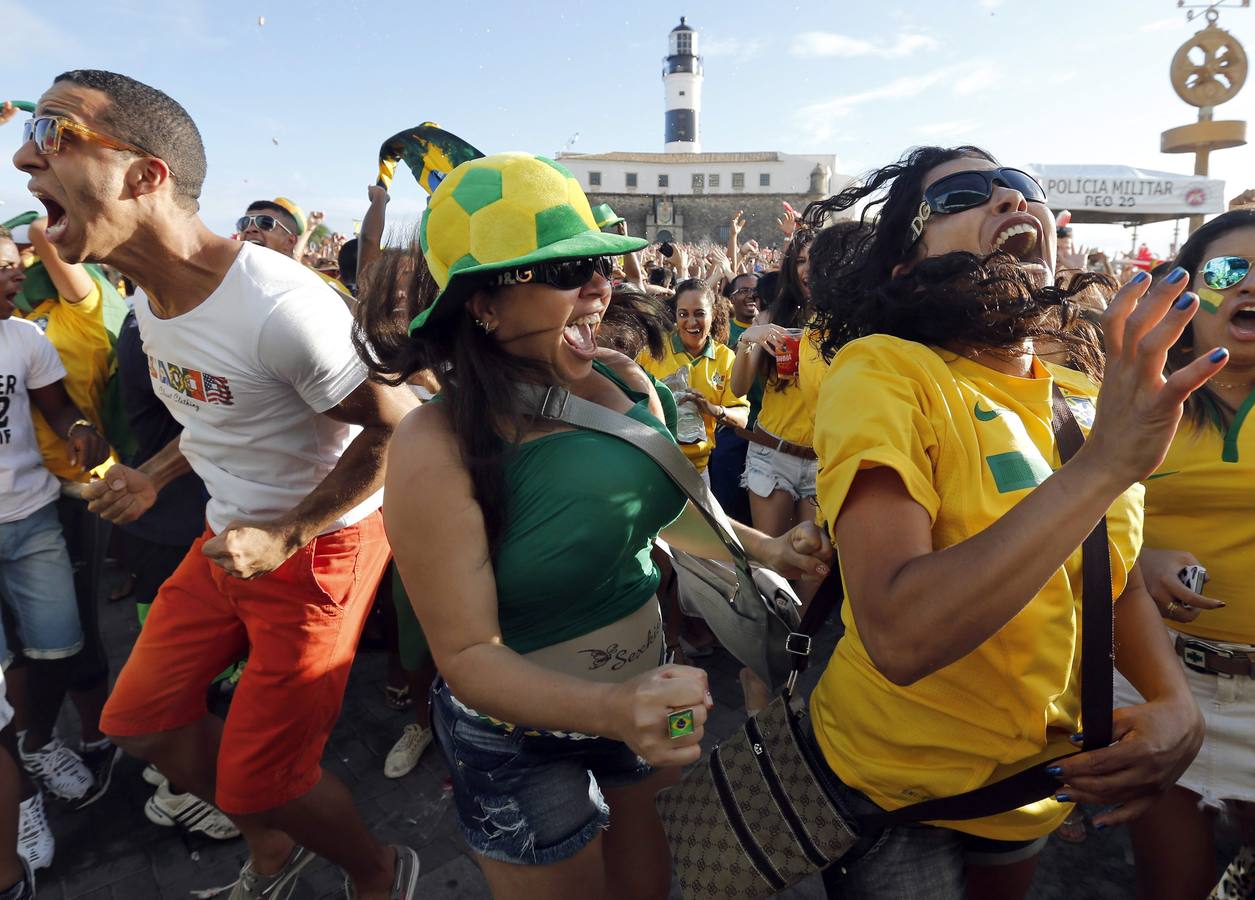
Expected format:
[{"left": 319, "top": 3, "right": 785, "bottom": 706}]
[
  {"left": 924, "top": 167, "right": 1046, "bottom": 215},
  {"left": 491, "top": 256, "right": 614, "bottom": 290},
  {"left": 236, "top": 214, "right": 294, "bottom": 236}
]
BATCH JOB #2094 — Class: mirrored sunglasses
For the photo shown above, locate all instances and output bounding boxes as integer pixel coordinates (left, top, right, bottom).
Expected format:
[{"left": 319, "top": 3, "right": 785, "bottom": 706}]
[{"left": 1202, "top": 255, "right": 1252, "bottom": 290}]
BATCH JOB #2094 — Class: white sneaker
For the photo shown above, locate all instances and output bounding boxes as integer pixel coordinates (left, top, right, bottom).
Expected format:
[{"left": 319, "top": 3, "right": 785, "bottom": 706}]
[
  {"left": 141, "top": 763, "right": 166, "bottom": 787},
  {"left": 144, "top": 782, "right": 241, "bottom": 840},
  {"left": 19, "top": 734, "right": 93, "bottom": 801},
  {"left": 384, "top": 724, "right": 432, "bottom": 779},
  {"left": 17, "top": 792, "right": 54, "bottom": 872}
]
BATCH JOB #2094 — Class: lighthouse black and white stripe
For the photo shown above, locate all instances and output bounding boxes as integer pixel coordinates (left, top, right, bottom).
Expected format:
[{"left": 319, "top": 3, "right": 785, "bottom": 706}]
[{"left": 663, "top": 17, "right": 703, "bottom": 153}]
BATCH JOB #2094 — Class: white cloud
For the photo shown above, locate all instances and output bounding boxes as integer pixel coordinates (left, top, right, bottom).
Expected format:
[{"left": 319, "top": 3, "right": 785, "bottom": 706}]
[
  {"left": 953, "top": 62, "right": 1001, "bottom": 96},
  {"left": 1139, "top": 18, "right": 1182, "bottom": 32},
  {"left": 0, "top": 0, "right": 81, "bottom": 68},
  {"left": 919, "top": 120, "right": 979, "bottom": 138},
  {"left": 701, "top": 35, "right": 762, "bottom": 60},
  {"left": 796, "top": 68, "right": 956, "bottom": 140},
  {"left": 791, "top": 31, "right": 938, "bottom": 60}
]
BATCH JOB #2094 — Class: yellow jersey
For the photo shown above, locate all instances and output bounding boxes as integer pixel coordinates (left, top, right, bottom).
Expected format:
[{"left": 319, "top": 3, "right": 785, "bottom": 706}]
[
  {"left": 810, "top": 335, "right": 1143, "bottom": 841},
  {"left": 637, "top": 334, "right": 748, "bottom": 472},
  {"left": 755, "top": 338, "right": 819, "bottom": 448},
  {"left": 1144, "top": 396, "right": 1255, "bottom": 644},
  {"left": 22, "top": 283, "right": 120, "bottom": 482}
]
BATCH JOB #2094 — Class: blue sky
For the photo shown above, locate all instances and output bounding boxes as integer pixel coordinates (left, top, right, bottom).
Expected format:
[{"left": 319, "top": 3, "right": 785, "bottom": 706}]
[{"left": 2, "top": 0, "right": 1252, "bottom": 257}]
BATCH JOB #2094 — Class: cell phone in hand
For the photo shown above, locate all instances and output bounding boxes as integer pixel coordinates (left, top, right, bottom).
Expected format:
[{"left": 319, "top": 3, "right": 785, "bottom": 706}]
[
  {"left": 659, "top": 242, "right": 674, "bottom": 258},
  {"left": 1178, "top": 565, "right": 1207, "bottom": 594}
]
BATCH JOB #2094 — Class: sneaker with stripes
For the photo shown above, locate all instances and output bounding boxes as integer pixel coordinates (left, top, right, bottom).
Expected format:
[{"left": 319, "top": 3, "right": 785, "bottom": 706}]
[
  {"left": 144, "top": 781, "right": 241, "bottom": 840},
  {"left": 18, "top": 734, "right": 93, "bottom": 801},
  {"left": 17, "top": 792, "right": 53, "bottom": 871}
]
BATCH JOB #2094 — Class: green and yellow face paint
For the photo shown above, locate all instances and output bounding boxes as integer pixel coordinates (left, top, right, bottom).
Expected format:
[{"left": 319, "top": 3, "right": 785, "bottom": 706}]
[{"left": 1198, "top": 255, "right": 1252, "bottom": 312}]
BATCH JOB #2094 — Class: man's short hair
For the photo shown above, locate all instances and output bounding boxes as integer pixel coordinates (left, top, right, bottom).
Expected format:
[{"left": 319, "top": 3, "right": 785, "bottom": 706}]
[
  {"left": 0, "top": 226, "right": 12, "bottom": 242},
  {"left": 338, "top": 239, "right": 359, "bottom": 285},
  {"left": 246, "top": 201, "right": 301, "bottom": 236},
  {"left": 52, "top": 70, "right": 206, "bottom": 212}
]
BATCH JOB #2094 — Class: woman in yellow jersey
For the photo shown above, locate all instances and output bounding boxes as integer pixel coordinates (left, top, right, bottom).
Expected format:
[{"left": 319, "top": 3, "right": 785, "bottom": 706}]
[
  {"left": 1116, "top": 209, "right": 1255, "bottom": 900},
  {"left": 730, "top": 230, "right": 818, "bottom": 536},
  {"left": 637, "top": 278, "right": 749, "bottom": 483},
  {"left": 801, "top": 145, "right": 1220, "bottom": 900}
]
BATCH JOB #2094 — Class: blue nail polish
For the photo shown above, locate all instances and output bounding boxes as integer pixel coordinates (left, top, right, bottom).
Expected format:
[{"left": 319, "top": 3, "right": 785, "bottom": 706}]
[
  {"left": 1166, "top": 267, "right": 1188, "bottom": 284},
  {"left": 1175, "top": 293, "right": 1196, "bottom": 310},
  {"left": 1070, "top": 732, "right": 1084, "bottom": 743},
  {"left": 1132, "top": 270, "right": 1150, "bottom": 284},
  {"left": 1095, "top": 823, "right": 1108, "bottom": 831},
  {"left": 1210, "top": 348, "right": 1230, "bottom": 363},
  {"left": 1046, "top": 766, "right": 1063, "bottom": 776},
  {"left": 1055, "top": 793, "right": 1071, "bottom": 803}
]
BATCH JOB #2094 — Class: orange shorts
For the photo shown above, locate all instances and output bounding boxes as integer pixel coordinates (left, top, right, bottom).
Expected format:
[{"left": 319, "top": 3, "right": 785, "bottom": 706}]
[{"left": 101, "top": 511, "right": 390, "bottom": 815}]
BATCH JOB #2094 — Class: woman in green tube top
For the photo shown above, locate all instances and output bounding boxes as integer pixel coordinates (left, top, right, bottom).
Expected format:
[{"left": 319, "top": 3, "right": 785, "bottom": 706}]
[{"left": 353, "top": 152, "right": 833, "bottom": 900}]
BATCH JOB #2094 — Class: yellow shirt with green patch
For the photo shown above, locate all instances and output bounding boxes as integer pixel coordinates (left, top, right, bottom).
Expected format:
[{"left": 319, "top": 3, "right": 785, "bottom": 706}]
[
  {"left": 21, "top": 283, "right": 119, "bottom": 482},
  {"left": 1144, "top": 395, "right": 1255, "bottom": 644},
  {"left": 637, "top": 334, "right": 748, "bottom": 472},
  {"left": 810, "top": 334, "right": 1143, "bottom": 841}
]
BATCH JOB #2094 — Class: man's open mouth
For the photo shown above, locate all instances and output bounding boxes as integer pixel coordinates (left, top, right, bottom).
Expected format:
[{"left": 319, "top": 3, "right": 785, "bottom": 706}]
[{"left": 33, "top": 193, "right": 70, "bottom": 243}]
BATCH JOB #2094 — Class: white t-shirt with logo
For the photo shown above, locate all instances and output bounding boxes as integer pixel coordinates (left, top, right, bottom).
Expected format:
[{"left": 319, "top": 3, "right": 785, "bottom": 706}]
[
  {"left": 132, "top": 243, "right": 379, "bottom": 534},
  {"left": 0, "top": 317, "right": 66, "bottom": 524}
]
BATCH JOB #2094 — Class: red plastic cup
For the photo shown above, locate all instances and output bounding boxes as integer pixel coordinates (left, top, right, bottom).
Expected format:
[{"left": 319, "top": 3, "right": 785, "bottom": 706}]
[{"left": 774, "top": 329, "right": 805, "bottom": 379}]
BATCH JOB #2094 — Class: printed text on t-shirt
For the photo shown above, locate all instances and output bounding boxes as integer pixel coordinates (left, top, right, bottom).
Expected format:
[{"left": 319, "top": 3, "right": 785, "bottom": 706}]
[{"left": 147, "top": 355, "right": 235, "bottom": 409}]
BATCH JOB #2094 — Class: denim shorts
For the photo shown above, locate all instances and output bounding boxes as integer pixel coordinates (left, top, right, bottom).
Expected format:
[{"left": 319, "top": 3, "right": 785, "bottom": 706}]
[
  {"left": 742, "top": 442, "right": 817, "bottom": 500},
  {"left": 431, "top": 680, "right": 654, "bottom": 865},
  {"left": 0, "top": 502, "right": 83, "bottom": 667},
  {"left": 809, "top": 731, "right": 1047, "bottom": 900}
]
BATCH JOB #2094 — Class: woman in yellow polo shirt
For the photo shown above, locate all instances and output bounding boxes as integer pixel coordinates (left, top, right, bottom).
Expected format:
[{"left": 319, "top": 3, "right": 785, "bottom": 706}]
[
  {"left": 730, "top": 229, "right": 817, "bottom": 537},
  {"left": 802, "top": 145, "right": 1216, "bottom": 900},
  {"left": 1116, "top": 209, "right": 1255, "bottom": 900},
  {"left": 637, "top": 279, "right": 749, "bottom": 482}
]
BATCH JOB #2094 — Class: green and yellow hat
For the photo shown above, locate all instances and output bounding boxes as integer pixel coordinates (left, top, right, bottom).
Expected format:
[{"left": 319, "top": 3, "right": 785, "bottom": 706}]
[
  {"left": 411, "top": 152, "right": 646, "bottom": 333},
  {"left": 591, "top": 203, "right": 625, "bottom": 231}
]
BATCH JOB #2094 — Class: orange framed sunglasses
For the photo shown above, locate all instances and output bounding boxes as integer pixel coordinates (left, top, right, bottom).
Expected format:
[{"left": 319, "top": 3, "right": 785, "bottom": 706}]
[{"left": 22, "top": 115, "right": 169, "bottom": 171}]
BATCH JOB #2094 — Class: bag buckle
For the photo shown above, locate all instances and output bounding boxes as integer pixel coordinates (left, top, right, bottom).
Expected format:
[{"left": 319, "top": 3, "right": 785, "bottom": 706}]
[
  {"left": 1182, "top": 639, "right": 1235, "bottom": 678},
  {"left": 539, "top": 386, "right": 569, "bottom": 420},
  {"left": 785, "top": 632, "right": 812, "bottom": 658}
]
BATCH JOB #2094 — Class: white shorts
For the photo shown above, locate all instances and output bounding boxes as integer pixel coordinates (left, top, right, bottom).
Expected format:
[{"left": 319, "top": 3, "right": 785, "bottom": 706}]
[
  {"left": 1113, "top": 627, "right": 1255, "bottom": 809},
  {"left": 741, "top": 442, "right": 817, "bottom": 501}
]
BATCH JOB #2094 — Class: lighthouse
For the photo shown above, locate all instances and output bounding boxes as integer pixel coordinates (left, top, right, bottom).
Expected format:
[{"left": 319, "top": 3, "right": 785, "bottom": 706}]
[{"left": 663, "top": 17, "right": 703, "bottom": 153}]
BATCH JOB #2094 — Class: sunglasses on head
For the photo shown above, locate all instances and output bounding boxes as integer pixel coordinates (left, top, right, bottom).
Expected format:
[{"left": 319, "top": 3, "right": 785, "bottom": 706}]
[
  {"left": 23, "top": 115, "right": 166, "bottom": 168},
  {"left": 490, "top": 256, "right": 614, "bottom": 290},
  {"left": 236, "top": 214, "right": 295, "bottom": 236},
  {"left": 1201, "top": 255, "right": 1252, "bottom": 290}
]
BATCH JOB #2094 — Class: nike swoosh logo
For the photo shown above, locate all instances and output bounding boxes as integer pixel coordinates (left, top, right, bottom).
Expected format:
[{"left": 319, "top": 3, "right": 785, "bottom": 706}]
[
  {"left": 1145, "top": 471, "right": 1180, "bottom": 481},
  {"left": 974, "top": 402, "right": 1002, "bottom": 421}
]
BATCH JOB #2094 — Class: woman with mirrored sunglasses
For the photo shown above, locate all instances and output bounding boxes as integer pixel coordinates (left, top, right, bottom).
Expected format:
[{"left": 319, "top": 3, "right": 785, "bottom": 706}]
[
  {"left": 791, "top": 144, "right": 1223, "bottom": 900},
  {"left": 352, "top": 153, "right": 832, "bottom": 899},
  {"left": 1117, "top": 209, "right": 1255, "bottom": 900}
]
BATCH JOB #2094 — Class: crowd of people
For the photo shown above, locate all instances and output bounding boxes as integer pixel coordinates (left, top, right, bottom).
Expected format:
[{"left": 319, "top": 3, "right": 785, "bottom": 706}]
[{"left": 0, "top": 69, "right": 1251, "bottom": 900}]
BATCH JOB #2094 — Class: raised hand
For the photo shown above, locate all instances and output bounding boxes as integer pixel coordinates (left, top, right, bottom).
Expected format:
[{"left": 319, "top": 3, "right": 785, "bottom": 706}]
[
  {"left": 367, "top": 185, "right": 390, "bottom": 206},
  {"left": 730, "top": 209, "right": 747, "bottom": 237},
  {"left": 1084, "top": 269, "right": 1229, "bottom": 486},
  {"left": 0, "top": 101, "right": 16, "bottom": 127}
]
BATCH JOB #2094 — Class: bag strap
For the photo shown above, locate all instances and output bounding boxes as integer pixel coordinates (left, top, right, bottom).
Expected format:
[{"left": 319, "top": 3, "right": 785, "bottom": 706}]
[
  {"left": 513, "top": 383, "right": 752, "bottom": 569},
  {"left": 862, "top": 385, "right": 1113, "bottom": 827}
]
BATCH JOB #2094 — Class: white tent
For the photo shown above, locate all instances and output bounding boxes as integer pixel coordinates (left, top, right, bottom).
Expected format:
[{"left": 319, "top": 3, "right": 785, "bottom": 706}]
[{"left": 1026, "top": 164, "right": 1225, "bottom": 225}]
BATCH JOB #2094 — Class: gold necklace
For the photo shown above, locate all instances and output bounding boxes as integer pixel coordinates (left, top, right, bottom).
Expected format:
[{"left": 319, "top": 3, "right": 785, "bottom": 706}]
[{"left": 1209, "top": 378, "right": 1254, "bottom": 390}]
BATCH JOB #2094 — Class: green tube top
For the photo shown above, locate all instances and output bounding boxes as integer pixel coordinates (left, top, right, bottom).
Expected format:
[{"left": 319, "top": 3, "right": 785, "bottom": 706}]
[{"left": 493, "top": 360, "right": 688, "bottom": 654}]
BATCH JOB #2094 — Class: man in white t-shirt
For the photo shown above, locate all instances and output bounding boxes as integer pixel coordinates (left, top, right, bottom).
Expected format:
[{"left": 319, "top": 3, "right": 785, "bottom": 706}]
[
  {"left": 0, "top": 226, "right": 110, "bottom": 882},
  {"left": 15, "top": 72, "right": 420, "bottom": 900}
]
